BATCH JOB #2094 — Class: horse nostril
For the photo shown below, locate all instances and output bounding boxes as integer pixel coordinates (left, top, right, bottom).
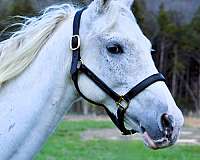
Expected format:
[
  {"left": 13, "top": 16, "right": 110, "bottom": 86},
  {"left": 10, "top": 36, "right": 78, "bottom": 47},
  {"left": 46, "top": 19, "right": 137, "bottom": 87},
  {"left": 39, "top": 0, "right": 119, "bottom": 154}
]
[{"left": 161, "top": 114, "right": 174, "bottom": 138}]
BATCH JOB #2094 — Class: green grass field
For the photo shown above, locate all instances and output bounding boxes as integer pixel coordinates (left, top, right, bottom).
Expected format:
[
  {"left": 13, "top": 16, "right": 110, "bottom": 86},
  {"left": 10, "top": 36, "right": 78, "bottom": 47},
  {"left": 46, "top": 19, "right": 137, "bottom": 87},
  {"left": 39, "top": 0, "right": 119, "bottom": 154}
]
[{"left": 35, "top": 120, "right": 200, "bottom": 160}]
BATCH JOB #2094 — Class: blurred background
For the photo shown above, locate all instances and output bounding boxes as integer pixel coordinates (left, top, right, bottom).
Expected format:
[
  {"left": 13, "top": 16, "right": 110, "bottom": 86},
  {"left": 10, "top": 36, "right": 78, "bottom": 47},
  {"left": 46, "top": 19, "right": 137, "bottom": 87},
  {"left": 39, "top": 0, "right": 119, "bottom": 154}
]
[{"left": 0, "top": 0, "right": 200, "bottom": 117}]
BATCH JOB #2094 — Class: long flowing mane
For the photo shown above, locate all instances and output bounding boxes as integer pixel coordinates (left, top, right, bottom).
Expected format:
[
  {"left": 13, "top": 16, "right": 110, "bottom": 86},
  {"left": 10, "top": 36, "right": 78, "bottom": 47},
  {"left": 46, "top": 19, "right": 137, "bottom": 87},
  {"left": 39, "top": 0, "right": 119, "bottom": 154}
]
[{"left": 0, "top": 4, "right": 74, "bottom": 86}]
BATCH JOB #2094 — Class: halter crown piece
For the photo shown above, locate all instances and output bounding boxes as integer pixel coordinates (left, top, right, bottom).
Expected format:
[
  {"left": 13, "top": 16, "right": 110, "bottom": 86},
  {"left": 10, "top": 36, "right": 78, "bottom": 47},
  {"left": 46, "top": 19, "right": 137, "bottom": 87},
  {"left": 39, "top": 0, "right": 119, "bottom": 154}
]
[{"left": 70, "top": 8, "right": 166, "bottom": 135}]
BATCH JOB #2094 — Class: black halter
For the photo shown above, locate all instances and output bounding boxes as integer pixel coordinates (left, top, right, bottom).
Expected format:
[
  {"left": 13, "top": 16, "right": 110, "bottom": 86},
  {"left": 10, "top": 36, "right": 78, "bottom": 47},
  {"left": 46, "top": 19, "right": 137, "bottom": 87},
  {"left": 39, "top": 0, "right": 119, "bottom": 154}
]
[{"left": 70, "top": 8, "right": 166, "bottom": 135}]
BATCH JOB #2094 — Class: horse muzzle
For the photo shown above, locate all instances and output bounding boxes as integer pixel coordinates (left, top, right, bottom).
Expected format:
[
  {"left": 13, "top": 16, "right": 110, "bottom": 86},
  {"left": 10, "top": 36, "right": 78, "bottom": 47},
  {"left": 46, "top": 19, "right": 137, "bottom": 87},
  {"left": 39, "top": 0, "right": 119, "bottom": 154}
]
[{"left": 139, "top": 114, "right": 181, "bottom": 150}]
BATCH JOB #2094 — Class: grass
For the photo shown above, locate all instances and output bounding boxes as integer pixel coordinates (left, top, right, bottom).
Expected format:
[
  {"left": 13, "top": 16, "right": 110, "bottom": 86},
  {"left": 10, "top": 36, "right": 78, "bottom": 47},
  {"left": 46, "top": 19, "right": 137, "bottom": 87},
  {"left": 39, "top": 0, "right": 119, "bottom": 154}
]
[{"left": 35, "top": 120, "right": 200, "bottom": 160}]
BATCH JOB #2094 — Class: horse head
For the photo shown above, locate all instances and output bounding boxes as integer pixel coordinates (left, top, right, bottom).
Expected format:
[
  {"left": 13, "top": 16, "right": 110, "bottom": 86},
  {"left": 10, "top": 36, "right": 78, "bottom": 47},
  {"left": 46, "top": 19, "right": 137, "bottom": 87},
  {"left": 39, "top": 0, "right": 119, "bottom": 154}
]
[{"left": 74, "top": 0, "right": 184, "bottom": 149}]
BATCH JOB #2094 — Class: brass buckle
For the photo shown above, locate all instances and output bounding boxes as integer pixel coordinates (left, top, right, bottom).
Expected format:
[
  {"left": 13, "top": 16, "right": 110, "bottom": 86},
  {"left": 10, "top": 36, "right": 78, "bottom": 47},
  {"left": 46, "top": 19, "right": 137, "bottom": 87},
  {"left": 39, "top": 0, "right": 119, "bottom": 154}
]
[
  {"left": 116, "top": 96, "right": 129, "bottom": 110},
  {"left": 70, "top": 35, "right": 81, "bottom": 51}
]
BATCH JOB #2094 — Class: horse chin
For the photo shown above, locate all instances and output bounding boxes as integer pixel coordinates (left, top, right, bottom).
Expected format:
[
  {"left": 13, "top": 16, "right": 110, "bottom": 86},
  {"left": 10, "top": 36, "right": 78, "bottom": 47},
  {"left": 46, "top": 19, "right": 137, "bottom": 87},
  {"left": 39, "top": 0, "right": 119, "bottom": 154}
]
[
  {"left": 140, "top": 129, "right": 179, "bottom": 150},
  {"left": 124, "top": 118, "right": 173, "bottom": 150}
]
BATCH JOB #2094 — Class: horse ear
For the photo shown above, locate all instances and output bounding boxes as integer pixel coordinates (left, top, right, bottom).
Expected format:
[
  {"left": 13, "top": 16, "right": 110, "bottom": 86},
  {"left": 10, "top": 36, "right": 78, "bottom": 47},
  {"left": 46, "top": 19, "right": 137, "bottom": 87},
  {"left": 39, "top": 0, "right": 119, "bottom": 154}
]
[
  {"left": 96, "top": 0, "right": 135, "bottom": 9},
  {"left": 97, "top": 0, "right": 110, "bottom": 7},
  {"left": 102, "top": 0, "right": 109, "bottom": 5},
  {"left": 91, "top": 0, "right": 111, "bottom": 13},
  {"left": 123, "top": 0, "right": 134, "bottom": 8},
  {"left": 89, "top": 0, "right": 134, "bottom": 14}
]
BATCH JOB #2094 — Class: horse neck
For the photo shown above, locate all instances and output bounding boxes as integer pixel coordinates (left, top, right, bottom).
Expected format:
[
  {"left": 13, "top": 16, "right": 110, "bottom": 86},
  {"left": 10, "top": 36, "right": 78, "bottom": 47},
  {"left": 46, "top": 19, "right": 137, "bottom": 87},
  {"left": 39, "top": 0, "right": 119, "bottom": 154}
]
[{"left": 0, "top": 15, "right": 78, "bottom": 159}]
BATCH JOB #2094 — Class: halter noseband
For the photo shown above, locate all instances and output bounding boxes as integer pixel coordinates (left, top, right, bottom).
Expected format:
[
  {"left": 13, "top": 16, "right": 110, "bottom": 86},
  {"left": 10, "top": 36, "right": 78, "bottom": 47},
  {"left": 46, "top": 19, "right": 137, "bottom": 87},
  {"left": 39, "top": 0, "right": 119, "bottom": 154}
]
[{"left": 70, "top": 8, "right": 166, "bottom": 135}]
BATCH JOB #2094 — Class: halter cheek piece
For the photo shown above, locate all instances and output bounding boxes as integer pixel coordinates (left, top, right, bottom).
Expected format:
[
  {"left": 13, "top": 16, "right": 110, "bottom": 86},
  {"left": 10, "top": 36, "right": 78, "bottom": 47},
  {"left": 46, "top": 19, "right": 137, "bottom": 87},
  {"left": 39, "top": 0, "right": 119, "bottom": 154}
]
[{"left": 70, "top": 8, "right": 166, "bottom": 135}]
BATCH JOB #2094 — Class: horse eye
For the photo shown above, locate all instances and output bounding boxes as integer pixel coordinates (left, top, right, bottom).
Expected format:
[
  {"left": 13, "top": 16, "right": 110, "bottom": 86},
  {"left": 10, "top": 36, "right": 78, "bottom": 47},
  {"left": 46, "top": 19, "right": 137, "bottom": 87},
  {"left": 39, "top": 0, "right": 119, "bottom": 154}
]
[{"left": 106, "top": 44, "right": 123, "bottom": 54}]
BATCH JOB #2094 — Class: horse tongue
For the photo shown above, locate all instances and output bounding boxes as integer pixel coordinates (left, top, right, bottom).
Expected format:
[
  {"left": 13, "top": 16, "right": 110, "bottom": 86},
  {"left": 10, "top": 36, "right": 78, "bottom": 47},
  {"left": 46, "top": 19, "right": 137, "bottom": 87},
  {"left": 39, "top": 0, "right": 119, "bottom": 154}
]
[{"left": 143, "top": 132, "right": 158, "bottom": 149}]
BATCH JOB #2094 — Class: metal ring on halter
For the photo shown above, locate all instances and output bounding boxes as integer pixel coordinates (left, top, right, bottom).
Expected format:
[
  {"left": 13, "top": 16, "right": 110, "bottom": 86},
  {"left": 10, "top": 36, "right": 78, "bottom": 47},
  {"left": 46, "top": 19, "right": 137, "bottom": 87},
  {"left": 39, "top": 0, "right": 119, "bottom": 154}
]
[
  {"left": 116, "top": 96, "right": 129, "bottom": 110},
  {"left": 70, "top": 35, "right": 81, "bottom": 51}
]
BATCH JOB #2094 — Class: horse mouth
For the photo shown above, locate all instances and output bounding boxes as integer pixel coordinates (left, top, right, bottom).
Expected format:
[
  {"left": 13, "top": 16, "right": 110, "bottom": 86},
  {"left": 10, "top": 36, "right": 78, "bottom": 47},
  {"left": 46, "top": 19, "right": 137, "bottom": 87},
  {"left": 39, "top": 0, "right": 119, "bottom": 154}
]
[
  {"left": 142, "top": 131, "right": 170, "bottom": 149},
  {"left": 140, "top": 126, "right": 176, "bottom": 150}
]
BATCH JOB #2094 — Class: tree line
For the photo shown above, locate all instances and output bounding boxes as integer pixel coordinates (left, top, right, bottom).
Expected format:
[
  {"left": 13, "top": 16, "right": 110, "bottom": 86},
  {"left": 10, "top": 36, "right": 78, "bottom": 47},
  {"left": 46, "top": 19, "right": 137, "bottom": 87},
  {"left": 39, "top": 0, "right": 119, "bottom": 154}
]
[
  {"left": 0, "top": 0, "right": 199, "bottom": 115},
  {"left": 134, "top": 1, "right": 200, "bottom": 115}
]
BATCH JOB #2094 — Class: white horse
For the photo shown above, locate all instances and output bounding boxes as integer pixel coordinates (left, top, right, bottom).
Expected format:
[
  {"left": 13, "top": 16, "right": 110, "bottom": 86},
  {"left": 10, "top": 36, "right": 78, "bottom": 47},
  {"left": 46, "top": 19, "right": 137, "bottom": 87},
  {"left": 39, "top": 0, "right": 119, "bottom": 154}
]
[{"left": 0, "top": 0, "right": 184, "bottom": 159}]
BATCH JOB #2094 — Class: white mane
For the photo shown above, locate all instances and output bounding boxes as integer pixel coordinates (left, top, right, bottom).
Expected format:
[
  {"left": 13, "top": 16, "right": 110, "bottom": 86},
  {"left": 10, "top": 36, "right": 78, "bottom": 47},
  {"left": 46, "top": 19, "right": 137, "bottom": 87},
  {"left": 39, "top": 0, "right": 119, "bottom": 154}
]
[{"left": 0, "top": 4, "right": 74, "bottom": 86}]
